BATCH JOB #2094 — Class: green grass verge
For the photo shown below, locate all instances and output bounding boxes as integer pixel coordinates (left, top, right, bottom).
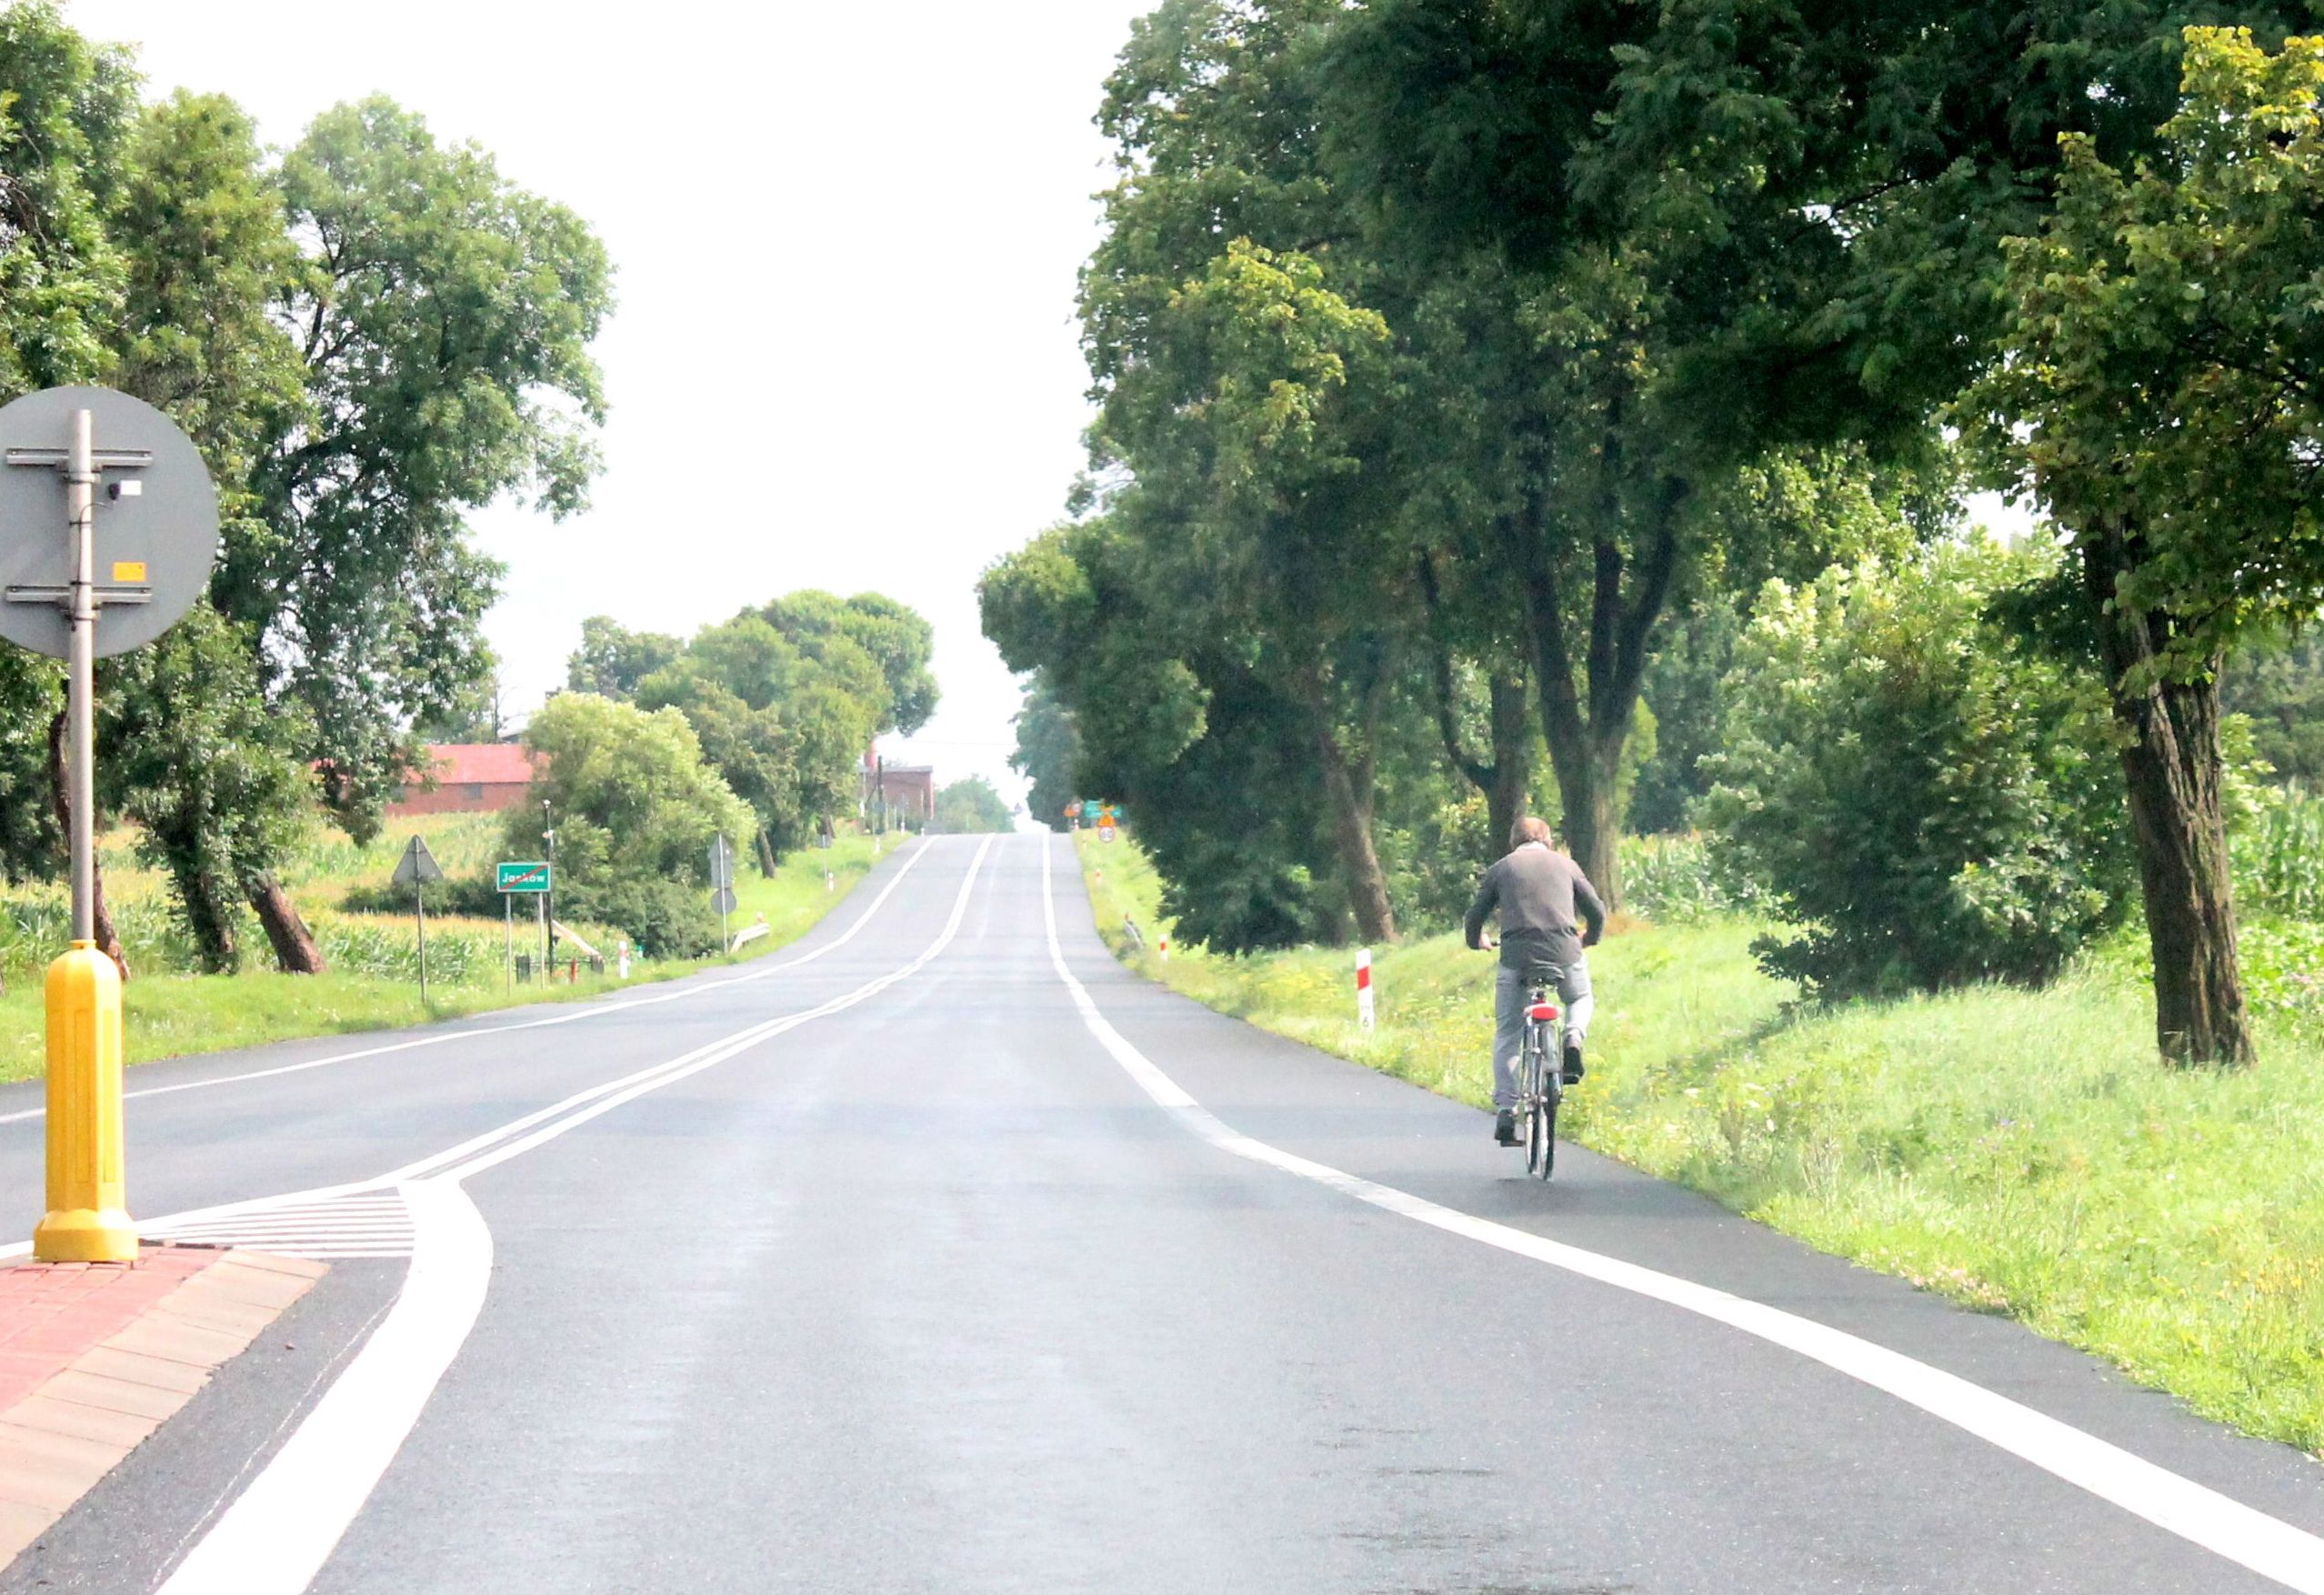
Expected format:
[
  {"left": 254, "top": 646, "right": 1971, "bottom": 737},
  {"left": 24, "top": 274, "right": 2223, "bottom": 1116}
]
[
  {"left": 1080, "top": 832, "right": 2324, "bottom": 1460},
  {"left": 0, "top": 832, "right": 890, "bottom": 1084}
]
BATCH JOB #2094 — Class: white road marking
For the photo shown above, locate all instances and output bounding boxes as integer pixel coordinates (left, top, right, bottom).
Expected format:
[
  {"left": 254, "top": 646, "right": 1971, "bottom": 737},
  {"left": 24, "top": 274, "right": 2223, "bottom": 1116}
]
[
  {"left": 151, "top": 837, "right": 997, "bottom": 1595},
  {"left": 1035, "top": 836, "right": 2324, "bottom": 1595},
  {"left": 145, "top": 1192, "right": 418, "bottom": 1259},
  {"left": 154, "top": 1180, "right": 491, "bottom": 1595},
  {"left": 0, "top": 838, "right": 936, "bottom": 1129}
]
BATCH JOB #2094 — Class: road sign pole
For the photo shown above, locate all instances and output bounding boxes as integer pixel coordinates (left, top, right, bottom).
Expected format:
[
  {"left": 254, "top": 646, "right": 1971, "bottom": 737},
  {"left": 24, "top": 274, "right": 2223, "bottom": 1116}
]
[
  {"left": 65, "top": 407, "right": 94, "bottom": 944},
  {"left": 416, "top": 882, "right": 427, "bottom": 1005},
  {"left": 505, "top": 892, "right": 513, "bottom": 992},
  {"left": 717, "top": 833, "right": 731, "bottom": 954},
  {"left": 36, "top": 407, "right": 133, "bottom": 1263}
]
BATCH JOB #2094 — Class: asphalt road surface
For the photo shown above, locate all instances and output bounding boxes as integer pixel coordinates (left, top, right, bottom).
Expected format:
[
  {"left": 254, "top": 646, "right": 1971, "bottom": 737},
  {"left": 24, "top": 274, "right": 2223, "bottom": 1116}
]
[{"left": 4, "top": 833, "right": 2322, "bottom": 1594}]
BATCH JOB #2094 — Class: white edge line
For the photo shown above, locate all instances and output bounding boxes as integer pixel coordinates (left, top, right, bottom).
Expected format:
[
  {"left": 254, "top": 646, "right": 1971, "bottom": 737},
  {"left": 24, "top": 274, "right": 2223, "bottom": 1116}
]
[
  {"left": 1034, "top": 835, "right": 2324, "bottom": 1594},
  {"left": 0, "top": 837, "right": 937, "bottom": 1129},
  {"left": 152, "top": 1179, "right": 493, "bottom": 1595},
  {"left": 150, "top": 837, "right": 998, "bottom": 1594}
]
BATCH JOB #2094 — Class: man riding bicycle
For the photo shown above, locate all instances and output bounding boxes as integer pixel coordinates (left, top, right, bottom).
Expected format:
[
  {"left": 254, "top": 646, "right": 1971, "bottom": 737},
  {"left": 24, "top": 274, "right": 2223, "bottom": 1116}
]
[{"left": 1464, "top": 816, "right": 1606, "bottom": 1147}]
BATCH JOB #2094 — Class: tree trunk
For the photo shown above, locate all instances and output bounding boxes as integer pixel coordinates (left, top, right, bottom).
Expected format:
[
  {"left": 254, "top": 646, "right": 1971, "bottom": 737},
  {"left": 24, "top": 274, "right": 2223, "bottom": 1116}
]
[
  {"left": 1546, "top": 733, "right": 1625, "bottom": 911},
  {"left": 1514, "top": 479, "right": 1683, "bottom": 914},
  {"left": 1416, "top": 554, "right": 1534, "bottom": 858},
  {"left": 1297, "top": 666, "right": 1395, "bottom": 945},
  {"left": 756, "top": 828, "right": 779, "bottom": 877},
  {"left": 1484, "top": 673, "right": 1532, "bottom": 856},
  {"left": 45, "top": 711, "right": 127, "bottom": 980},
  {"left": 2079, "top": 525, "right": 2253, "bottom": 1065},
  {"left": 176, "top": 864, "right": 239, "bottom": 974},
  {"left": 247, "top": 873, "right": 327, "bottom": 975}
]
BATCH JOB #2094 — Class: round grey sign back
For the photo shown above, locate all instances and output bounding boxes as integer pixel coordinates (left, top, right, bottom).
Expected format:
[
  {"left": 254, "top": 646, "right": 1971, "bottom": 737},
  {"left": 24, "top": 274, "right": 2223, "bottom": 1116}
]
[{"left": 0, "top": 386, "right": 220, "bottom": 658}]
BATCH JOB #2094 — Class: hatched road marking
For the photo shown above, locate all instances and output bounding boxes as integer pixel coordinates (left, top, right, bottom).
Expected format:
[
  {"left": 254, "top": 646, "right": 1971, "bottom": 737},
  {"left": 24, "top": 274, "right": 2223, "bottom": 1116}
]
[{"left": 142, "top": 1191, "right": 416, "bottom": 1260}]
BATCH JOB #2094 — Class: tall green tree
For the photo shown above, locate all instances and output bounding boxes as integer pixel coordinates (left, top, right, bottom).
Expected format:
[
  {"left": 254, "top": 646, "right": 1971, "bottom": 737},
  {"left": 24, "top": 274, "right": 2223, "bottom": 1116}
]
[
  {"left": 937, "top": 777, "right": 1013, "bottom": 834},
  {"left": 566, "top": 616, "right": 681, "bottom": 700},
  {"left": 1970, "top": 27, "right": 2324, "bottom": 1062},
  {"left": 245, "top": 96, "right": 613, "bottom": 834},
  {"left": 105, "top": 88, "right": 323, "bottom": 969},
  {"left": 1009, "top": 676, "right": 1082, "bottom": 833}
]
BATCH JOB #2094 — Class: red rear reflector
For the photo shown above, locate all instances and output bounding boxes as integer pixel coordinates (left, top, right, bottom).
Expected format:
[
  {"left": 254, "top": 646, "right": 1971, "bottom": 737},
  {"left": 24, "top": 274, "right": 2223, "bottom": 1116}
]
[{"left": 1529, "top": 1003, "right": 1560, "bottom": 1021}]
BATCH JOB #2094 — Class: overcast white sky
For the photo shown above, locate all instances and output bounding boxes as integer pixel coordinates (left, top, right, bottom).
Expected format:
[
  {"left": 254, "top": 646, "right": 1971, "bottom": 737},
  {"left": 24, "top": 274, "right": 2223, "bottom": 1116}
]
[{"left": 68, "top": 0, "right": 1157, "bottom": 804}]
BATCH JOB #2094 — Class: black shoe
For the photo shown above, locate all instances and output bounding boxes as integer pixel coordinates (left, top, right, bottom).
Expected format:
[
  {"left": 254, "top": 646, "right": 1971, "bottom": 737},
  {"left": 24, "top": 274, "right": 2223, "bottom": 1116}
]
[
  {"left": 1562, "top": 1041, "right": 1586, "bottom": 1085},
  {"left": 1495, "top": 1108, "right": 1519, "bottom": 1145}
]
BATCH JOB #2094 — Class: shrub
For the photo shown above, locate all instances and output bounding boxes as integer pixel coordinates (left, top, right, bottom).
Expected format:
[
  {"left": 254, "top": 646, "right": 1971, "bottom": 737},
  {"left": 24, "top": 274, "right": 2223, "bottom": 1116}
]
[
  {"left": 1698, "top": 542, "right": 2132, "bottom": 998},
  {"left": 585, "top": 876, "right": 720, "bottom": 960}
]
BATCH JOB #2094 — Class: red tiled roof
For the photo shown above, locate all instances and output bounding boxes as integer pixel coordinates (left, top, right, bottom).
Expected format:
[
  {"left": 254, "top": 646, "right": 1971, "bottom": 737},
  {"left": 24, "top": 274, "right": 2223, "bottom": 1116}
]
[{"left": 423, "top": 744, "right": 536, "bottom": 787}]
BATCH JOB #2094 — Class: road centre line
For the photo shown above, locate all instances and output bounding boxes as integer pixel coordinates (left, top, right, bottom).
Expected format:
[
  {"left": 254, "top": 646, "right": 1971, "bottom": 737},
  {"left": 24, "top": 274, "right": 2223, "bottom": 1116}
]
[
  {"left": 153, "top": 836, "right": 997, "bottom": 1595},
  {"left": 0, "top": 837, "right": 936, "bottom": 1129},
  {"left": 1034, "top": 837, "right": 2324, "bottom": 1594}
]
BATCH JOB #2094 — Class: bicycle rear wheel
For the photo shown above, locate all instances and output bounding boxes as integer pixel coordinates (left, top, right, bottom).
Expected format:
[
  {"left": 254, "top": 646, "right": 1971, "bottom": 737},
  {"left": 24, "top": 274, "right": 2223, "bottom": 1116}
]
[{"left": 1537, "top": 1020, "right": 1567, "bottom": 1180}]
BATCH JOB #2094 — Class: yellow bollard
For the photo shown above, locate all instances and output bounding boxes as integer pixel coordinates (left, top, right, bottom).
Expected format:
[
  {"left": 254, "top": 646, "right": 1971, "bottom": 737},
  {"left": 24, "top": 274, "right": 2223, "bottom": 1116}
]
[{"left": 34, "top": 942, "right": 135, "bottom": 1262}]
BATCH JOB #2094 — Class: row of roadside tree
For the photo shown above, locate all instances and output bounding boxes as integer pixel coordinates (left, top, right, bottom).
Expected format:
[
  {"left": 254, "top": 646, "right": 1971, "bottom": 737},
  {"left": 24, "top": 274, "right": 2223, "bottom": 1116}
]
[{"left": 982, "top": 2, "right": 2324, "bottom": 1066}]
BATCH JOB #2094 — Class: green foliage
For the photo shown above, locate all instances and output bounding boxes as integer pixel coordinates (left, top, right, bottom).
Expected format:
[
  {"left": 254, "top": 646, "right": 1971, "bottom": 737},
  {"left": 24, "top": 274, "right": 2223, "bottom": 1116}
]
[
  {"left": 2224, "top": 629, "right": 2324, "bottom": 787},
  {"left": 0, "top": 2, "right": 134, "bottom": 396},
  {"left": 1971, "top": 28, "right": 2324, "bottom": 676},
  {"left": 99, "top": 606, "right": 312, "bottom": 972},
  {"left": 507, "top": 693, "right": 752, "bottom": 955},
  {"left": 593, "top": 593, "right": 928, "bottom": 859},
  {"left": 241, "top": 95, "right": 612, "bottom": 832},
  {"left": 2234, "top": 785, "right": 2324, "bottom": 925},
  {"left": 936, "top": 777, "right": 1013, "bottom": 835},
  {"left": 1700, "top": 544, "right": 2132, "bottom": 997},
  {"left": 566, "top": 616, "right": 681, "bottom": 699},
  {"left": 1008, "top": 676, "right": 1080, "bottom": 833}
]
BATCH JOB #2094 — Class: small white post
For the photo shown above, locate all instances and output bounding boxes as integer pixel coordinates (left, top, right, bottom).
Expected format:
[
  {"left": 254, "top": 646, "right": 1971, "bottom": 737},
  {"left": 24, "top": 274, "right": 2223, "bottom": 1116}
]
[{"left": 1356, "top": 948, "right": 1375, "bottom": 1030}]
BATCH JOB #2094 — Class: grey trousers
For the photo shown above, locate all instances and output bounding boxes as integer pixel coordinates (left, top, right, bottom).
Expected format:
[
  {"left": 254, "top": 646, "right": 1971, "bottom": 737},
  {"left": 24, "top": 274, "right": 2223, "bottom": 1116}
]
[{"left": 1492, "top": 957, "right": 1593, "bottom": 1108}]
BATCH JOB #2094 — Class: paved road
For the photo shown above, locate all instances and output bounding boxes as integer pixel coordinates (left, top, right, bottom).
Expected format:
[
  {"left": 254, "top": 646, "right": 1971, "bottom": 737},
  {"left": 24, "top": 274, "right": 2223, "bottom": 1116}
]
[{"left": 5, "top": 833, "right": 2323, "bottom": 1593}]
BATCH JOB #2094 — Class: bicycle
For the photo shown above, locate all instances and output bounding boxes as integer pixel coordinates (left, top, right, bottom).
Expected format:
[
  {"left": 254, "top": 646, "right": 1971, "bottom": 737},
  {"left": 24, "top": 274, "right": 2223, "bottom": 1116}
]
[{"left": 1516, "top": 958, "right": 1566, "bottom": 1180}]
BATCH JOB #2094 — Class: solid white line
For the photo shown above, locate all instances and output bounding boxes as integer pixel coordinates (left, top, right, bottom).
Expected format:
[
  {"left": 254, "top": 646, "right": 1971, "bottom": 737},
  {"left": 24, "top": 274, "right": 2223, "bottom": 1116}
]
[
  {"left": 0, "top": 838, "right": 937, "bottom": 1128},
  {"left": 1034, "top": 837, "right": 2324, "bottom": 1594},
  {"left": 153, "top": 1180, "right": 493, "bottom": 1595},
  {"left": 152, "top": 837, "right": 997, "bottom": 1594}
]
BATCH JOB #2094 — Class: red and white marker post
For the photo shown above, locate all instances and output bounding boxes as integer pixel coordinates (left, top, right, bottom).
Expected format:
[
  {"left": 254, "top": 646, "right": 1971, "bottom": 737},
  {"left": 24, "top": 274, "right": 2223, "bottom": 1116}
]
[{"left": 1356, "top": 948, "right": 1375, "bottom": 1030}]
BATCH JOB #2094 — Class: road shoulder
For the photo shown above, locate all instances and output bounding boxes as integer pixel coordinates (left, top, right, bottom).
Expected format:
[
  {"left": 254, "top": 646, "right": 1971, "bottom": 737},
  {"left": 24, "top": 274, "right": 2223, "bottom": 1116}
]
[{"left": 0, "top": 1247, "right": 325, "bottom": 1570}]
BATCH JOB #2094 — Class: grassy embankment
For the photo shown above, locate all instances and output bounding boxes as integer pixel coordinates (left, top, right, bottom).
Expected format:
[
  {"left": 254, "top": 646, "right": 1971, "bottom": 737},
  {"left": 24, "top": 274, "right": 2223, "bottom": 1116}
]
[
  {"left": 0, "top": 813, "right": 897, "bottom": 1082},
  {"left": 1077, "top": 831, "right": 2324, "bottom": 1459}
]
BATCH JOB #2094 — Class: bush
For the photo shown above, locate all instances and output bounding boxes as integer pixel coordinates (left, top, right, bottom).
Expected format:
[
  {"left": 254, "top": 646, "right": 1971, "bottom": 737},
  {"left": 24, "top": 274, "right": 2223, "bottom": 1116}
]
[
  {"left": 584, "top": 875, "right": 720, "bottom": 960},
  {"left": 1698, "top": 542, "right": 2131, "bottom": 998}
]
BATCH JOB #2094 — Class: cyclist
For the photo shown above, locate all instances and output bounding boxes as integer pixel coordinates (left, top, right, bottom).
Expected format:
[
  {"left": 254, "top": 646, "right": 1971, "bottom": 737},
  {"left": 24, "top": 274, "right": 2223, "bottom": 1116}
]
[{"left": 1464, "top": 816, "right": 1606, "bottom": 1147}]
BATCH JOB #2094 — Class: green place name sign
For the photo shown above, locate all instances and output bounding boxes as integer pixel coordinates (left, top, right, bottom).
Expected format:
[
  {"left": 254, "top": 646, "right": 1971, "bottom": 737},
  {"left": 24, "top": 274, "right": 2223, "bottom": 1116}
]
[{"left": 496, "top": 860, "right": 551, "bottom": 894}]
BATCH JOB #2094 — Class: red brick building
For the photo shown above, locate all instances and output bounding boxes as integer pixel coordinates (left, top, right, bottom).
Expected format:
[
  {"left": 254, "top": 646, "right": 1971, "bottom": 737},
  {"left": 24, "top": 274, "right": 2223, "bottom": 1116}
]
[
  {"left": 386, "top": 744, "right": 539, "bottom": 818},
  {"left": 860, "top": 747, "right": 936, "bottom": 827}
]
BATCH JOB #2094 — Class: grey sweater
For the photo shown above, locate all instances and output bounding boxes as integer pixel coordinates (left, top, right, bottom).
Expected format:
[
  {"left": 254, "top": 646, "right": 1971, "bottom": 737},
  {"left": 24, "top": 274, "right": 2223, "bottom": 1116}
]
[{"left": 1463, "top": 842, "right": 1608, "bottom": 970}]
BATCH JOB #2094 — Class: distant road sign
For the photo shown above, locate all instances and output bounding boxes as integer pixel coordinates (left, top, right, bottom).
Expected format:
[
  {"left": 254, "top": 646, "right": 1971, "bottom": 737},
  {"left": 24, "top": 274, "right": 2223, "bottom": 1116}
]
[
  {"left": 497, "top": 860, "right": 551, "bottom": 894},
  {"left": 712, "top": 885, "right": 738, "bottom": 917},
  {"left": 0, "top": 386, "right": 220, "bottom": 658},
  {"left": 709, "top": 834, "right": 735, "bottom": 889},
  {"left": 392, "top": 835, "right": 443, "bottom": 888}
]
